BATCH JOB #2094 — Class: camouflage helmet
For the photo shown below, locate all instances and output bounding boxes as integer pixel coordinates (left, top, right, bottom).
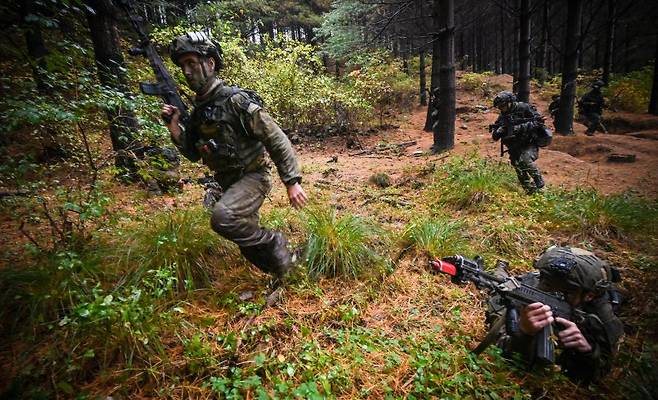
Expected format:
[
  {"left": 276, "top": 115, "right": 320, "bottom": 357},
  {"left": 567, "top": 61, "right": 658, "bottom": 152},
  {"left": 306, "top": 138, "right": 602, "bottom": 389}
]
[
  {"left": 493, "top": 91, "right": 516, "bottom": 108},
  {"left": 591, "top": 79, "right": 605, "bottom": 88},
  {"left": 534, "top": 246, "right": 612, "bottom": 294},
  {"left": 170, "top": 31, "right": 223, "bottom": 71}
]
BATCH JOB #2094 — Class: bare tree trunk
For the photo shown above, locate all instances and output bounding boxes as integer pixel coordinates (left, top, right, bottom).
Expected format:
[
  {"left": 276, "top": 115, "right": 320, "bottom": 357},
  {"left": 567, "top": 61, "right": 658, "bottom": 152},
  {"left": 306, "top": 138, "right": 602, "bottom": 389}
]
[
  {"left": 537, "top": 0, "right": 549, "bottom": 71},
  {"left": 500, "top": 2, "right": 506, "bottom": 73},
  {"left": 555, "top": 0, "right": 583, "bottom": 135},
  {"left": 517, "top": 0, "right": 531, "bottom": 102},
  {"left": 649, "top": 30, "right": 658, "bottom": 115},
  {"left": 85, "top": 0, "right": 139, "bottom": 165},
  {"left": 420, "top": 49, "right": 427, "bottom": 106},
  {"left": 19, "top": 0, "right": 49, "bottom": 94},
  {"left": 602, "top": 0, "right": 616, "bottom": 83},
  {"left": 424, "top": 42, "right": 440, "bottom": 131},
  {"left": 432, "top": 0, "right": 455, "bottom": 153}
]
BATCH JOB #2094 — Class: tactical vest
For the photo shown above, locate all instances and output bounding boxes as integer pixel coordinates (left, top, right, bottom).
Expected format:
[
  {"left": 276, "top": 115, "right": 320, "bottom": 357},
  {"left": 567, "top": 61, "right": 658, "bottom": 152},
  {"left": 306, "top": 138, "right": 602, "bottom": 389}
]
[{"left": 188, "top": 86, "right": 265, "bottom": 174}]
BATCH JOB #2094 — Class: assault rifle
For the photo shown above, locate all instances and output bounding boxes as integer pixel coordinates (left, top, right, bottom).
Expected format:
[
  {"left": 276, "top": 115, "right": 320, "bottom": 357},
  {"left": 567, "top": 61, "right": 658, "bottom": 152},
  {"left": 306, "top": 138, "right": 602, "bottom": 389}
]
[
  {"left": 429, "top": 255, "right": 584, "bottom": 365},
  {"left": 488, "top": 114, "right": 547, "bottom": 156},
  {"left": 117, "top": 0, "right": 189, "bottom": 125}
]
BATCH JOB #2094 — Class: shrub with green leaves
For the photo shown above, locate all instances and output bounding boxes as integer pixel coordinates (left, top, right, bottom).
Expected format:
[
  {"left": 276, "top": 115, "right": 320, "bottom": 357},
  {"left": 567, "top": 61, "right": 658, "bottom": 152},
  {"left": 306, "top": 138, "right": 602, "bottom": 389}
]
[
  {"left": 303, "top": 207, "right": 386, "bottom": 278},
  {"left": 459, "top": 72, "right": 496, "bottom": 96},
  {"left": 606, "top": 65, "right": 653, "bottom": 112}
]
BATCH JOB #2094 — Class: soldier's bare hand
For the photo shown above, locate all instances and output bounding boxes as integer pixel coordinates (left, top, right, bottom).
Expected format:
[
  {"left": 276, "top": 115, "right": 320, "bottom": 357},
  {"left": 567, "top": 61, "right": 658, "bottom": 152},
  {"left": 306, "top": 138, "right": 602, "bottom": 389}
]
[
  {"left": 287, "top": 183, "right": 307, "bottom": 209},
  {"left": 556, "top": 317, "right": 592, "bottom": 353},
  {"left": 519, "top": 302, "right": 554, "bottom": 335},
  {"left": 161, "top": 104, "right": 181, "bottom": 125}
]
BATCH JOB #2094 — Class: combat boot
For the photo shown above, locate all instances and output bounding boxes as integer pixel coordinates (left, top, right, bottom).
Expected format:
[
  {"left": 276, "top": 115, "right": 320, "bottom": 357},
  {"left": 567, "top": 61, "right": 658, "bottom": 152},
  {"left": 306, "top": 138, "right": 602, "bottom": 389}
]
[
  {"left": 268, "top": 231, "right": 294, "bottom": 280},
  {"left": 240, "top": 244, "right": 274, "bottom": 274},
  {"left": 532, "top": 173, "right": 545, "bottom": 190}
]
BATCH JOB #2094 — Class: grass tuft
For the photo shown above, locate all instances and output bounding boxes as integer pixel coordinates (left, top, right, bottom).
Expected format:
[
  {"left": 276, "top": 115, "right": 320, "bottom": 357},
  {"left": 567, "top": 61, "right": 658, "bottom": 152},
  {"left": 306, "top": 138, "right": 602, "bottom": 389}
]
[
  {"left": 541, "top": 189, "right": 658, "bottom": 239},
  {"left": 433, "top": 156, "right": 519, "bottom": 209},
  {"left": 400, "top": 216, "right": 468, "bottom": 259},
  {"left": 120, "top": 207, "right": 234, "bottom": 291},
  {"left": 303, "top": 206, "right": 386, "bottom": 278}
]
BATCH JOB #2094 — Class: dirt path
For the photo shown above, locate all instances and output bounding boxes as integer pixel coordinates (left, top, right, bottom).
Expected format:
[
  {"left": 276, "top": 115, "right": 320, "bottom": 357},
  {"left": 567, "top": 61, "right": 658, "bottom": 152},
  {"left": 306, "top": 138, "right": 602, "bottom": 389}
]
[{"left": 297, "top": 77, "right": 658, "bottom": 199}]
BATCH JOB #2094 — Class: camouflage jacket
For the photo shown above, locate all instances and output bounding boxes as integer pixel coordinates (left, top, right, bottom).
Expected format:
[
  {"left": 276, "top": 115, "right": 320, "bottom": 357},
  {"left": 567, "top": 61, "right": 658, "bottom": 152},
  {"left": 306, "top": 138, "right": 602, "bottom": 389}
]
[
  {"left": 579, "top": 89, "right": 605, "bottom": 113},
  {"left": 492, "top": 102, "right": 543, "bottom": 148},
  {"left": 175, "top": 79, "right": 301, "bottom": 188},
  {"left": 498, "top": 273, "right": 624, "bottom": 383}
]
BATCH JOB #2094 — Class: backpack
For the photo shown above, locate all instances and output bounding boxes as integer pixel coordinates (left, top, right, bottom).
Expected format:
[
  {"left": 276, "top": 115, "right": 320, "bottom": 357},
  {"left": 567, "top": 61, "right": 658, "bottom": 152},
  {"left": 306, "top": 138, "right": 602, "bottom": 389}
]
[{"left": 534, "top": 126, "right": 553, "bottom": 147}]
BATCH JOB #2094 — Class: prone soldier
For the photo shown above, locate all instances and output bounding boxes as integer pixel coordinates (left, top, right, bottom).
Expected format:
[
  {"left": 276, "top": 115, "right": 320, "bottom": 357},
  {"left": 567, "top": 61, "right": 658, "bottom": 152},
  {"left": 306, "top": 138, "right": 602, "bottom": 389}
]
[{"left": 491, "top": 246, "right": 624, "bottom": 383}]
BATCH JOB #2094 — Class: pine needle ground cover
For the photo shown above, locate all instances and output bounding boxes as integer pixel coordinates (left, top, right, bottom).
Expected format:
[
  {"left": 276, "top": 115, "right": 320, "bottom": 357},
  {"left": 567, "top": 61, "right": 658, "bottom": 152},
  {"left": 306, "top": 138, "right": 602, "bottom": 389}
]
[{"left": 1, "top": 153, "right": 656, "bottom": 399}]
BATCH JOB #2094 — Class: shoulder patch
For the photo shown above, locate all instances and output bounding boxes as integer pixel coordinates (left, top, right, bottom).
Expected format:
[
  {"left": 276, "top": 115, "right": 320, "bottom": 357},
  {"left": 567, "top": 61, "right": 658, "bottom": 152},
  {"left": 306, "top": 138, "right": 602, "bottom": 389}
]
[{"left": 230, "top": 90, "right": 263, "bottom": 114}]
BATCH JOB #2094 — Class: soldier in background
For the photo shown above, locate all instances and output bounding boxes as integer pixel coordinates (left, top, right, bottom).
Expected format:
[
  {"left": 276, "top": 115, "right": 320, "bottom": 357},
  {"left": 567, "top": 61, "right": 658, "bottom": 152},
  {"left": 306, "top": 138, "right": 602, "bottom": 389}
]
[
  {"left": 548, "top": 94, "right": 560, "bottom": 129},
  {"left": 578, "top": 80, "right": 608, "bottom": 136},
  {"left": 161, "top": 32, "right": 307, "bottom": 281},
  {"left": 491, "top": 91, "right": 546, "bottom": 194}
]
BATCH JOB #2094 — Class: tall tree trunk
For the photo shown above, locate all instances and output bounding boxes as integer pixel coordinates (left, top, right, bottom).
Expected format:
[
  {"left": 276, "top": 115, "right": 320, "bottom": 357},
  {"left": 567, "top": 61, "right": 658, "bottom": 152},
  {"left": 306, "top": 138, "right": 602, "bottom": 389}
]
[
  {"left": 500, "top": 2, "right": 506, "bottom": 74},
  {"left": 420, "top": 49, "right": 427, "bottom": 106},
  {"left": 85, "top": 0, "right": 139, "bottom": 165},
  {"left": 649, "top": 30, "right": 658, "bottom": 115},
  {"left": 602, "top": 0, "right": 616, "bottom": 83},
  {"left": 537, "top": 0, "right": 549, "bottom": 71},
  {"left": 517, "top": 0, "right": 531, "bottom": 102},
  {"left": 555, "top": 0, "right": 583, "bottom": 135},
  {"left": 424, "top": 43, "right": 440, "bottom": 131},
  {"left": 19, "top": 0, "right": 49, "bottom": 94},
  {"left": 432, "top": 0, "right": 455, "bottom": 153}
]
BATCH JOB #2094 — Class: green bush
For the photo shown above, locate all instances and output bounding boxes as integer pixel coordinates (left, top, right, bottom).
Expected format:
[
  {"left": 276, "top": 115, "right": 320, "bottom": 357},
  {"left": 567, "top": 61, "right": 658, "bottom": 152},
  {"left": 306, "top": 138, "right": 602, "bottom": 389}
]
[
  {"left": 606, "top": 66, "right": 653, "bottom": 112},
  {"left": 458, "top": 71, "right": 504, "bottom": 99},
  {"left": 303, "top": 207, "right": 386, "bottom": 278}
]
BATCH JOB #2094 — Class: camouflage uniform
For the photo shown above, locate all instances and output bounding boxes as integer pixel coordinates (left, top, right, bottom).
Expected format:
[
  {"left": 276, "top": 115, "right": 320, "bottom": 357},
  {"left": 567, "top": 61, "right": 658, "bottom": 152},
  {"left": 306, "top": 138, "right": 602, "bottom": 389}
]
[
  {"left": 171, "top": 33, "right": 302, "bottom": 277},
  {"left": 489, "top": 246, "right": 624, "bottom": 383},
  {"left": 492, "top": 93, "right": 545, "bottom": 193},
  {"left": 578, "top": 81, "right": 607, "bottom": 136},
  {"left": 548, "top": 95, "right": 560, "bottom": 126}
]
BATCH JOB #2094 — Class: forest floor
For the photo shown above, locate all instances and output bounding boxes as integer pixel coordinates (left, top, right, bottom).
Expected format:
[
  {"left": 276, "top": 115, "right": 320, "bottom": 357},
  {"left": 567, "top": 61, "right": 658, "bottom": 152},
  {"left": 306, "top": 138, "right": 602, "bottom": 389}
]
[
  {"left": 295, "top": 73, "right": 658, "bottom": 199},
  {"left": 1, "top": 74, "right": 657, "bottom": 399}
]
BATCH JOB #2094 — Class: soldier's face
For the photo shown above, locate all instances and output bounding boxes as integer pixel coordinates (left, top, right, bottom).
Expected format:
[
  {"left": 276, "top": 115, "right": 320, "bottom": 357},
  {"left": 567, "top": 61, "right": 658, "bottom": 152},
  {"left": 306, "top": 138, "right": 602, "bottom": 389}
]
[{"left": 178, "top": 53, "right": 213, "bottom": 93}]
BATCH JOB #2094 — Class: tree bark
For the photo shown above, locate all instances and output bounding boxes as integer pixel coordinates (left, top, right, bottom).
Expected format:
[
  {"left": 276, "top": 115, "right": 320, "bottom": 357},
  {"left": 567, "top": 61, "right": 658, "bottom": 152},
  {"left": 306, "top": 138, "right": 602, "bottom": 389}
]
[
  {"left": 649, "top": 30, "right": 658, "bottom": 115},
  {"left": 517, "top": 0, "right": 531, "bottom": 102},
  {"left": 432, "top": 0, "right": 455, "bottom": 153},
  {"left": 18, "top": 0, "right": 49, "bottom": 94},
  {"left": 500, "top": 2, "right": 506, "bottom": 73},
  {"left": 555, "top": 0, "right": 583, "bottom": 135},
  {"left": 85, "top": 0, "right": 139, "bottom": 163},
  {"left": 420, "top": 49, "right": 427, "bottom": 106},
  {"left": 602, "top": 0, "right": 616, "bottom": 83}
]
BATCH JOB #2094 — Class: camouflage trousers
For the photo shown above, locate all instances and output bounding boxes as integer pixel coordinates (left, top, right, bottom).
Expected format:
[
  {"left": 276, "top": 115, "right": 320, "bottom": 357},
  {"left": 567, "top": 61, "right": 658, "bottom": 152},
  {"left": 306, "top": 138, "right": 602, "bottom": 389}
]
[
  {"left": 209, "top": 168, "right": 292, "bottom": 276},
  {"left": 509, "top": 146, "right": 544, "bottom": 194},
  {"left": 583, "top": 112, "right": 606, "bottom": 136}
]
